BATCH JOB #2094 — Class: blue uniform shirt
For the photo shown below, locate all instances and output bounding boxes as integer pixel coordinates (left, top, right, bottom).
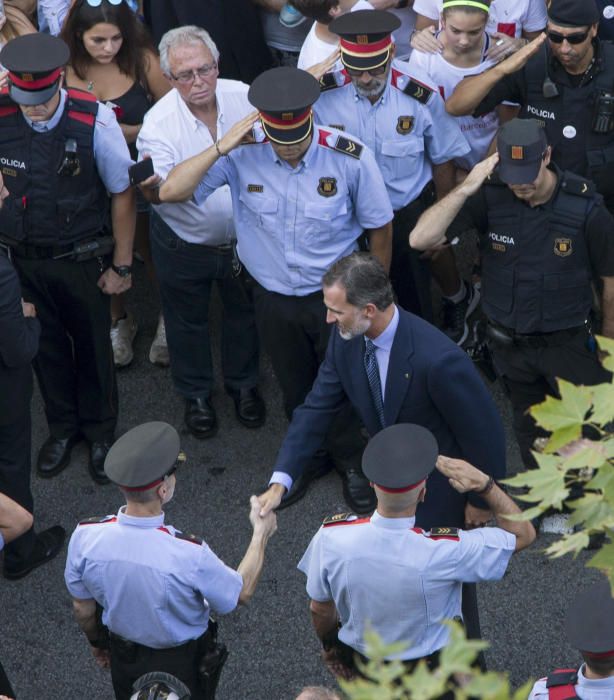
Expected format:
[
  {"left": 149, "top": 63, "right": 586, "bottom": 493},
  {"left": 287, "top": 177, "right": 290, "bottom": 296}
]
[
  {"left": 314, "top": 61, "right": 470, "bottom": 210},
  {"left": 65, "top": 508, "right": 243, "bottom": 649},
  {"left": 194, "top": 125, "right": 393, "bottom": 296},
  {"left": 298, "top": 511, "right": 515, "bottom": 660}
]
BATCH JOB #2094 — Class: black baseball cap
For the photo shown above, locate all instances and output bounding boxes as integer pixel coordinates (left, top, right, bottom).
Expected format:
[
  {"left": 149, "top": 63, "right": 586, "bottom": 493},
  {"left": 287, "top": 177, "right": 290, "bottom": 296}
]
[
  {"left": 248, "top": 67, "right": 320, "bottom": 145},
  {"left": 565, "top": 579, "right": 614, "bottom": 656},
  {"left": 497, "top": 118, "right": 548, "bottom": 185},
  {"left": 1, "top": 33, "right": 69, "bottom": 106},
  {"left": 362, "top": 424, "right": 438, "bottom": 492},
  {"left": 548, "top": 0, "right": 599, "bottom": 28}
]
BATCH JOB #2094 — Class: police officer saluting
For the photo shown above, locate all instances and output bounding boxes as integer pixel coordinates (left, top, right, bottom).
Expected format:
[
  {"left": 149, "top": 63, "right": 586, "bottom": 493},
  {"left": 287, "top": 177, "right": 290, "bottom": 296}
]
[
  {"left": 446, "top": 0, "right": 614, "bottom": 214},
  {"left": 410, "top": 119, "right": 614, "bottom": 472},
  {"left": 298, "top": 424, "right": 535, "bottom": 682},
  {"left": 64, "top": 422, "right": 277, "bottom": 700},
  {"left": 0, "top": 33, "right": 136, "bottom": 483},
  {"left": 155, "top": 67, "right": 393, "bottom": 513}
]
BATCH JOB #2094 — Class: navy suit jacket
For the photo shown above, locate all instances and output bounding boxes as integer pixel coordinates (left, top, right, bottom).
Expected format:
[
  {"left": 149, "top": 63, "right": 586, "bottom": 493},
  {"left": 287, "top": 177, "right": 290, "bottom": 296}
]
[
  {"left": 0, "top": 253, "right": 39, "bottom": 425},
  {"left": 274, "top": 307, "right": 506, "bottom": 529}
]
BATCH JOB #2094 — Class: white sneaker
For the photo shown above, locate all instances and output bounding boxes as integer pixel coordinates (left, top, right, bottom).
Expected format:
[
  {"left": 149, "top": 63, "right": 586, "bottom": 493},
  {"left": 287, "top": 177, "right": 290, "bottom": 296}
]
[
  {"left": 149, "top": 315, "right": 170, "bottom": 367},
  {"left": 540, "top": 513, "right": 574, "bottom": 535},
  {"left": 111, "top": 312, "right": 138, "bottom": 367}
]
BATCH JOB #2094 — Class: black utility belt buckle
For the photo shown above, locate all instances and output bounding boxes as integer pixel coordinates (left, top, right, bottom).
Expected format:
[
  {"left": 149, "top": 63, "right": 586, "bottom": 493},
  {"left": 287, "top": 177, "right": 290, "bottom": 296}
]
[{"left": 485, "top": 323, "right": 514, "bottom": 347}]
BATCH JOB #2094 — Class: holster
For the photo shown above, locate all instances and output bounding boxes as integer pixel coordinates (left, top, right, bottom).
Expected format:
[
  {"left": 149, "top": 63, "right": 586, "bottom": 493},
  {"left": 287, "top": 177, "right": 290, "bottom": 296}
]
[{"left": 197, "top": 619, "right": 229, "bottom": 700}]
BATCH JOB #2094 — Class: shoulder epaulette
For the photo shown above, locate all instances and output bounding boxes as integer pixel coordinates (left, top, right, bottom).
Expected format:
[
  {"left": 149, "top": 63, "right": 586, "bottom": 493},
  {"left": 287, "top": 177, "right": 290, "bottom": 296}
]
[
  {"left": 390, "top": 68, "right": 434, "bottom": 105},
  {"left": 323, "top": 512, "right": 369, "bottom": 527},
  {"left": 332, "top": 134, "right": 363, "bottom": 159},
  {"left": 79, "top": 515, "right": 117, "bottom": 526},
  {"left": 560, "top": 172, "right": 595, "bottom": 198},
  {"left": 174, "top": 530, "right": 203, "bottom": 546},
  {"left": 427, "top": 527, "right": 460, "bottom": 541},
  {"left": 319, "top": 69, "right": 351, "bottom": 92},
  {"left": 67, "top": 88, "right": 98, "bottom": 127}
]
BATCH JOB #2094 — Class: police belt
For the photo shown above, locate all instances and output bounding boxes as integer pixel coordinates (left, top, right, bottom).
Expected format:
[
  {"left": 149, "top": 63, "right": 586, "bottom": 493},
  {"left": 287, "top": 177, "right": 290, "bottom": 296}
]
[
  {"left": 109, "top": 627, "right": 210, "bottom": 659},
  {"left": 394, "top": 180, "right": 435, "bottom": 216},
  {"left": 2, "top": 235, "right": 113, "bottom": 261},
  {"left": 486, "top": 321, "right": 586, "bottom": 348}
]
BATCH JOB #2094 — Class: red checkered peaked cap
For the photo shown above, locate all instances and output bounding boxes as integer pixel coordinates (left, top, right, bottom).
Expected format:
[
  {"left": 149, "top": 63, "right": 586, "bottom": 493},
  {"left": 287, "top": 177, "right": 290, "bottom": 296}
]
[{"left": 1, "top": 33, "right": 69, "bottom": 106}]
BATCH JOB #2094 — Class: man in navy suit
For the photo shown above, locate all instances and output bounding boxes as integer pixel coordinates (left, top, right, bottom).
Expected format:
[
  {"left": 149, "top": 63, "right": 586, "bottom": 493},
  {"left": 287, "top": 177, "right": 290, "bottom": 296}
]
[{"left": 258, "top": 252, "right": 506, "bottom": 531}]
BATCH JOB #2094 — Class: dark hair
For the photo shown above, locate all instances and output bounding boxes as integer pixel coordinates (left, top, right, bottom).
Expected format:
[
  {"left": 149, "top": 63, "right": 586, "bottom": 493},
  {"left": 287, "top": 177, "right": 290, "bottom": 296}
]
[
  {"left": 442, "top": 0, "right": 491, "bottom": 19},
  {"left": 61, "top": 0, "right": 154, "bottom": 84},
  {"left": 322, "top": 252, "right": 394, "bottom": 311},
  {"left": 289, "top": 0, "right": 339, "bottom": 24},
  {"left": 581, "top": 652, "right": 614, "bottom": 676}
]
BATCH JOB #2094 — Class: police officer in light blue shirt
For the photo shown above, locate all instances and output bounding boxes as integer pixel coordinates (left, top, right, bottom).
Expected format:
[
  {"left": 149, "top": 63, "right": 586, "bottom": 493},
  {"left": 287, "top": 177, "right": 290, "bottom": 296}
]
[
  {"left": 64, "top": 421, "right": 277, "bottom": 700},
  {"left": 157, "top": 67, "right": 393, "bottom": 515},
  {"left": 315, "top": 11, "right": 477, "bottom": 344},
  {"left": 298, "top": 424, "right": 535, "bottom": 679}
]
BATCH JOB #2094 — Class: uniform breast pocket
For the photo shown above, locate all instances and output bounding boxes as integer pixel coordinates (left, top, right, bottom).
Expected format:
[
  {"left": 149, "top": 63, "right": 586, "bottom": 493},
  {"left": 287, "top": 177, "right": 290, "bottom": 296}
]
[
  {"left": 542, "top": 270, "right": 591, "bottom": 322},
  {"left": 238, "top": 192, "right": 279, "bottom": 233},
  {"left": 379, "top": 137, "right": 424, "bottom": 181},
  {"left": 302, "top": 199, "right": 348, "bottom": 245}
]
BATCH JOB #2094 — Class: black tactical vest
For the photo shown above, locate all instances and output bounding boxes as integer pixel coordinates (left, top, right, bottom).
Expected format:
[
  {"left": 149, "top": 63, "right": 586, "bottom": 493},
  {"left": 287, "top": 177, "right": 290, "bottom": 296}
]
[
  {"left": 523, "top": 42, "right": 614, "bottom": 205},
  {"left": 481, "top": 171, "right": 595, "bottom": 333},
  {"left": 0, "top": 87, "right": 109, "bottom": 246}
]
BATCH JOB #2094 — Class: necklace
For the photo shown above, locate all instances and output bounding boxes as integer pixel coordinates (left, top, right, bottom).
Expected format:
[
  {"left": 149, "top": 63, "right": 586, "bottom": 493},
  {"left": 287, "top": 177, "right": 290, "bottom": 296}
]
[{"left": 87, "top": 80, "right": 94, "bottom": 92}]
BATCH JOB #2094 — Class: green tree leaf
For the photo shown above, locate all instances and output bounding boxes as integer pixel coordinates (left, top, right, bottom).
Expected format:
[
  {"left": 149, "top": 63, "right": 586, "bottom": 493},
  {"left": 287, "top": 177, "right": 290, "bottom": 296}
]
[
  {"left": 544, "top": 425, "right": 582, "bottom": 453},
  {"left": 545, "top": 531, "right": 591, "bottom": 559},
  {"left": 530, "top": 380, "right": 591, "bottom": 431},
  {"left": 587, "top": 537, "right": 614, "bottom": 593},
  {"left": 567, "top": 494, "right": 614, "bottom": 530},
  {"left": 596, "top": 336, "right": 614, "bottom": 373},
  {"left": 588, "top": 383, "right": 614, "bottom": 425}
]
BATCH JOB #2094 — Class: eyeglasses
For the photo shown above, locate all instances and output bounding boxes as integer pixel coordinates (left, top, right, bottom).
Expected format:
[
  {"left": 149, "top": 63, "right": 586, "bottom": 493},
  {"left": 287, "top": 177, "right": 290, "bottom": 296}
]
[
  {"left": 345, "top": 63, "right": 389, "bottom": 78},
  {"left": 85, "top": 0, "right": 122, "bottom": 6},
  {"left": 169, "top": 63, "right": 218, "bottom": 84},
  {"left": 547, "top": 29, "right": 590, "bottom": 45}
]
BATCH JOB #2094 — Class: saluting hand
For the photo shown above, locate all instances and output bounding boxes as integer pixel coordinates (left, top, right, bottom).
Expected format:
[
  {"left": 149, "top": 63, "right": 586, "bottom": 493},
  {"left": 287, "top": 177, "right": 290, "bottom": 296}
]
[
  {"left": 494, "top": 32, "right": 547, "bottom": 76},
  {"left": 459, "top": 152, "right": 500, "bottom": 197},
  {"left": 305, "top": 47, "right": 342, "bottom": 81},
  {"left": 217, "top": 111, "right": 261, "bottom": 156},
  {"left": 436, "top": 455, "right": 490, "bottom": 494}
]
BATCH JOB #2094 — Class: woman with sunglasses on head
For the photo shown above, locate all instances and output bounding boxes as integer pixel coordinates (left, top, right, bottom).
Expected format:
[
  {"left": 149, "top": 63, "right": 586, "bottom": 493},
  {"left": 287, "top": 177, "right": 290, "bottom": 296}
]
[
  {"left": 62, "top": 0, "right": 170, "bottom": 368},
  {"left": 408, "top": 0, "right": 517, "bottom": 177}
]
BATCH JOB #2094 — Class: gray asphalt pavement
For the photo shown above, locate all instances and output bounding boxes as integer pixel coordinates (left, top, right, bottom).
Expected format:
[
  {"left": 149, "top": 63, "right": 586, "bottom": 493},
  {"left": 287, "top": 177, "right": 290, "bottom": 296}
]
[{"left": 0, "top": 263, "right": 601, "bottom": 700}]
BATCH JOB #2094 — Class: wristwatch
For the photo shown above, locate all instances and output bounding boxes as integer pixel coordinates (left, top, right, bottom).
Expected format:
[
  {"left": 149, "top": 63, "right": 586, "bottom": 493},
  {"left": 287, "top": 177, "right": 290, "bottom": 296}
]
[{"left": 111, "top": 263, "right": 132, "bottom": 278}]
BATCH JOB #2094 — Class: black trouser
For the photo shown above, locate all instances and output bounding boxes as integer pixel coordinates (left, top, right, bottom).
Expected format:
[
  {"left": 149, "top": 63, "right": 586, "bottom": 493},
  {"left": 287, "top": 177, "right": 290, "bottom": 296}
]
[
  {"left": 0, "top": 411, "right": 35, "bottom": 567},
  {"left": 14, "top": 255, "right": 117, "bottom": 443},
  {"left": 489, "top": 324, "right": 611, "bottom": 469},
  {"left": 110, "top": 634, "right": 205, "bottom": 700},
  {"left": 150, "top": 212, "right": 260, "bottom": 400},
  {"left": 252, "top": 283, "right": 366, "bottom": 472},
  {"left": 391, "top": 183, "right": 436, "bottom": 322}
]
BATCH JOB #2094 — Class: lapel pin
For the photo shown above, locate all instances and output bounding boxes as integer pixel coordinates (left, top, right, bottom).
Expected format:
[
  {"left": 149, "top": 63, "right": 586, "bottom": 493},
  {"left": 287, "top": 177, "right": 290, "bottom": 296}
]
[{"left": 405, "top": 373, "right": 410, "bottom": 379}]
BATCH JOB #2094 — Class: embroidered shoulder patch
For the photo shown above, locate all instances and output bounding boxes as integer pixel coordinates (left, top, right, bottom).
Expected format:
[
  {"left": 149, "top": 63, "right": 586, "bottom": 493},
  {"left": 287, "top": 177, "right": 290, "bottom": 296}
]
[
  {"left": 332, "top": 135, "right": 362, "bottom": 159},
  {"left": 402, "top": 78, "right": 434, "bottom": 105},
  {"left": 79, "top": 515, "right": 117, "bottom": 526},
  {"left": 174, "top": 530, "right": 203, "bottom": 545},
  {"left": 428, "top": 527, "right": 460, "bottom": 541},
  {"left": 323, "top": 513, "right": 369, "bottom": 527}
]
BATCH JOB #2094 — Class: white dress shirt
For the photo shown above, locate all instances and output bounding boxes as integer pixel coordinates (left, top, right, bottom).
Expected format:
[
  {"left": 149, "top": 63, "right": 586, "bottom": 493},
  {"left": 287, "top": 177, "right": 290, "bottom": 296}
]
[
  {"left": 136, "top": 80, "right": 252, "bottom": 245},
  {"left": 528, "top": 665, "right": 614, "bottom": 700}
]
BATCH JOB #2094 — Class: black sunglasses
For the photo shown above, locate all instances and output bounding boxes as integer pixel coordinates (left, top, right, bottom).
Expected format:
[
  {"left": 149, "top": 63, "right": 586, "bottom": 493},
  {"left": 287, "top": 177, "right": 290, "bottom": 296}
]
[{"left": 547, "top": 29, "right": 590, "bottom": 45}]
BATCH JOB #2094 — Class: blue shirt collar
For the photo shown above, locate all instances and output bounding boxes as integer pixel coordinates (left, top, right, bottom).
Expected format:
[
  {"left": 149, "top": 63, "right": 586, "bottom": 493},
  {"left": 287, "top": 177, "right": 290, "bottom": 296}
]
[
  {"left": 371, "top": 510, "right": 416, "bottom": 529},
  {"left": 117, "top": 505, "right": 165, "bottom": 528},
  {"left": 365, "top": 304, "right": 399, "bottom": 351}
]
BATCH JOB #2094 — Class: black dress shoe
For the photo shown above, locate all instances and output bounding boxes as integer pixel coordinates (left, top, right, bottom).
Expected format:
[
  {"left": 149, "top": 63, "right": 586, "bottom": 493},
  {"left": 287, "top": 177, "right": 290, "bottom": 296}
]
[
  {"left": 231, "top": 387, "right": 265, "bottom": 429},
  {"left": 185, "top": 397, "right": 217, "bottom": 438},
  {"left": 277, "top": 458, "right": 333, "bottom": 511},
  {"left": 89, "top": 441, "right": 112, "bottom": 485},
  {"left": 341, "top": 469, "right": 376, "bottom": 514},
  {"left": 36, "top": 435, "right": 81, "bottom": 478},
  {"left": 4, "top": 526, "right": 66, "bottom": 580}
]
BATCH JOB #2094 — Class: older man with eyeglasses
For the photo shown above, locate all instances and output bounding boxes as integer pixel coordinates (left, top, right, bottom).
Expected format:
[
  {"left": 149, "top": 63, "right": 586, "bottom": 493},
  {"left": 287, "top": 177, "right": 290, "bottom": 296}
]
[
  {"left": 446, "top": 0, "right": 614, "bottom": 215},
  {"left": 136, "top": 25, "right": 265, "bottom": 440}
]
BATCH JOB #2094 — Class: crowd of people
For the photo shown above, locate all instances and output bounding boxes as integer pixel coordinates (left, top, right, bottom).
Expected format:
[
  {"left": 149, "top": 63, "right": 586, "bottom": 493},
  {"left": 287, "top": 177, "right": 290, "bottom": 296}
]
[{"left": 0, "top": 0, "right": 613, "bottom": 698}]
